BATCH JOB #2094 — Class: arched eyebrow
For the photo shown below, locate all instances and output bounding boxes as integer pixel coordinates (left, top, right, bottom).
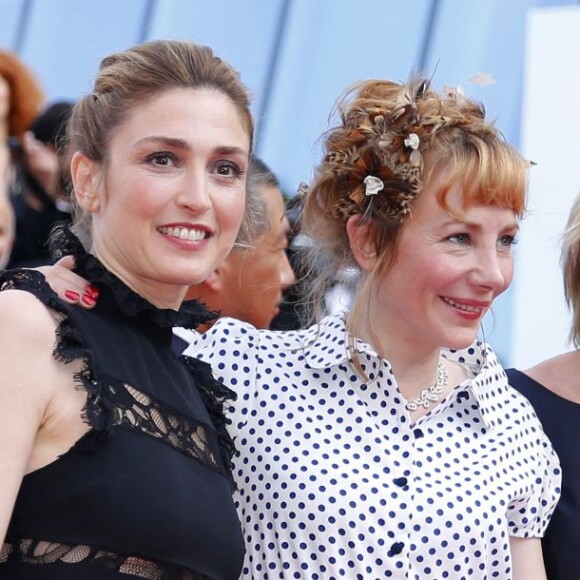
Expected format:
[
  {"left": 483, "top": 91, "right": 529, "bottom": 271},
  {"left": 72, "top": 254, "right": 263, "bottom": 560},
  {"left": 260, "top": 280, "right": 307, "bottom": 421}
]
[
  {"left": 133, "top": 136, "right": 248, "bottom": 157},
  {"left": 440, "top": 218, "right": 519, "bottom": 232}
]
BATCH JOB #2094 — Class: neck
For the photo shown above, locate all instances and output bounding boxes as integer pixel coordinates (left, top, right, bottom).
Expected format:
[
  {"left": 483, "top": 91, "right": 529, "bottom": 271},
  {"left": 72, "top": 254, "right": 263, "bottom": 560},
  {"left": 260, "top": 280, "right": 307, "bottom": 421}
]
[
  {"left": 387, "top": 348, "right": 443, "bottom": 402},
  {"left": 92, "top": 247, "right": 187, "bottom": 311},
  {"left": 349, "top": 312, "right": 443, "bottom": 402}
]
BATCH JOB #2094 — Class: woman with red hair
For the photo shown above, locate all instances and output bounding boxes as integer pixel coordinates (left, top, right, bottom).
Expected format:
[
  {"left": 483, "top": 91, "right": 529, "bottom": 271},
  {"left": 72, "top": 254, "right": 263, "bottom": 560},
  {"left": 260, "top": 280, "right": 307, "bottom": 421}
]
[{"left": 0, "top": 49, "right": 44, "bottom": 145}]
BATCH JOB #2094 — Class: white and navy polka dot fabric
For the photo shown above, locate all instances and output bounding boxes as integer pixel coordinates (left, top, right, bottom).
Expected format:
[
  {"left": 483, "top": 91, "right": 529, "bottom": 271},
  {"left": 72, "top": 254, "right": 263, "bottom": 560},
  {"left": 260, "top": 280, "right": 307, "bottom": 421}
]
[{"left": 183, "top": 313, "right": 561, "bottom": 579}]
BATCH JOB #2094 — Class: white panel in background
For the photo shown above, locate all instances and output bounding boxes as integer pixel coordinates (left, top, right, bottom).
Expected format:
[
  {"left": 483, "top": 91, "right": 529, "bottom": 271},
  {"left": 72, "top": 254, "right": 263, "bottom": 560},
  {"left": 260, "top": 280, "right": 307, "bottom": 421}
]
[{"left": 511, "top": 6, "right": 580, "bottom": 368}]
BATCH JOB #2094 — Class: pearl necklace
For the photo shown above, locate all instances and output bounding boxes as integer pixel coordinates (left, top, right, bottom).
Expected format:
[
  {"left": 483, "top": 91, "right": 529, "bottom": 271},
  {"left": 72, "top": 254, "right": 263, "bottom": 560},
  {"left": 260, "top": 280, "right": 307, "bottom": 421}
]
[{"left": 403, "top": 358, "right": 449, "bottom": 411}]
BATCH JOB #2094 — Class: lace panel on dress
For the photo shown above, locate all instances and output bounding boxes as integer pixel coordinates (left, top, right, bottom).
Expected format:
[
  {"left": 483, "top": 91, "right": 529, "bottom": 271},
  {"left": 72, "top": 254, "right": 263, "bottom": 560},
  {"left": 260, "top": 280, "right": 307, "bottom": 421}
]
[
  {"left": 94, "top": 376, "right": 224, "bottom": 475},
  {"left": 1, "top": 538, "right": 210, "bottom": 579}
]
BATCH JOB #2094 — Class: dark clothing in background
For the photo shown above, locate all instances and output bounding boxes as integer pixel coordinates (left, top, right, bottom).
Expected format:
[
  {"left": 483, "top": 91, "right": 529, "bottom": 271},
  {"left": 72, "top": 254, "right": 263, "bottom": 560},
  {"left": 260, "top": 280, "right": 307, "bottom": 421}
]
[
  {"left": 8, "top": 168, "right": 70, "bottom": 268},
  {"left": 506, "top": 368, "right": 579, "bottom": 580}
]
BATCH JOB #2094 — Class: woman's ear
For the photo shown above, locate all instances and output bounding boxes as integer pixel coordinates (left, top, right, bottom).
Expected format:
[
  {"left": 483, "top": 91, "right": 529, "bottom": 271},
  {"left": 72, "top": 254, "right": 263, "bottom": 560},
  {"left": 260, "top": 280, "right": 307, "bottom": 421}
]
[
  {"left": 70, "top": 151, "right": 102, "bottom": 212},
  {"left": 346, "top": 215, "right": 378, "bottom": 272}
]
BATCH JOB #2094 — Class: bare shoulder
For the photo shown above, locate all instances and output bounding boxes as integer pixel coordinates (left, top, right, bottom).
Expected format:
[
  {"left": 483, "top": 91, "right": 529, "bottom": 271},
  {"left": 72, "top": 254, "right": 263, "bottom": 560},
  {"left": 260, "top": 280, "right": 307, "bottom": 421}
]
[
  {"left": 0, "top": 288, "right": 59, "bottom": 343},
  {"left": 0, "top": 289, "right": 61, "bottom": 396},
  {"left": 526, "top": 350, "right": 580, "bottom": 403}
]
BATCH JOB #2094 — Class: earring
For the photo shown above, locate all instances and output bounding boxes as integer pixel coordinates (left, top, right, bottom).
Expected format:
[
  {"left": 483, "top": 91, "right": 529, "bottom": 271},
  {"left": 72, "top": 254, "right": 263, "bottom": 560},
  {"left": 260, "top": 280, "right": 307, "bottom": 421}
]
[{"left": 478, "top": 321, "right": 489, "bottom": 367}]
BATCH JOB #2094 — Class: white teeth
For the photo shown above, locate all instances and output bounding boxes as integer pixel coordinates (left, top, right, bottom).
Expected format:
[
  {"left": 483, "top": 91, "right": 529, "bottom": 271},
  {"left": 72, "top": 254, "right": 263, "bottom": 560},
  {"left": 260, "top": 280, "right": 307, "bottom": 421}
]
[
  {"left": 159, "top": 226, "right": 206, "bottom": 242},
  {"left": 442, "top": 297, "right": 483, "bottom": 313},
  {"left": 187, "top": 229, "right": 202, "bottom": 242}
]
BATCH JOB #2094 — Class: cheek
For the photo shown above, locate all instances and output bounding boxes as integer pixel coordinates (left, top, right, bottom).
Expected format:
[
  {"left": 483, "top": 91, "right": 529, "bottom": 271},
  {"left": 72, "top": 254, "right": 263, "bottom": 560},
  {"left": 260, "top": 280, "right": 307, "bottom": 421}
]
[
  {"left": 125, "top": 183, "right": 160, "bottom": 213},
  {"left": 417, "top": 260, "right": 455, "bottom": 290},
  {"left": 217, "top": 191, "right": 246, "bottom": 232},
  {"left": 260, "top": 253, "right": 283, "bottom": 284},
  {"left": 105, "top": 172, "right": 158, "bottom": 212}
]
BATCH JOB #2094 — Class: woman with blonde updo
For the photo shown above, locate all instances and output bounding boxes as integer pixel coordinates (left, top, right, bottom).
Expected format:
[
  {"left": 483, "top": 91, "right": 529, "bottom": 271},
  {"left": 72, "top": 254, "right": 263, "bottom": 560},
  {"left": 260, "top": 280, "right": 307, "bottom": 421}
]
[{"left": 34, "top": 76, "right": 560, "bottom": 579}]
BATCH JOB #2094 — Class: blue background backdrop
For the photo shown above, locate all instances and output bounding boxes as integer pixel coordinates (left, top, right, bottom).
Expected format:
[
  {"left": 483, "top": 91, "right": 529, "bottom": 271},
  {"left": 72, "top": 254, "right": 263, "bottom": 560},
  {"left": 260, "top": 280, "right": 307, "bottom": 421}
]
[{"left": 1, "top": 0, "right": 577, "bottom": 363}]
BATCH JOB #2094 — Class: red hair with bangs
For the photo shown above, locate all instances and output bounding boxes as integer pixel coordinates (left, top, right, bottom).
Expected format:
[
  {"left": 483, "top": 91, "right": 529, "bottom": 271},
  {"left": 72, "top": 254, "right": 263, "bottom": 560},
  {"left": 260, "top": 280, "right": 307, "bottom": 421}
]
[{"left": 425, "top": 127, "right": 528, "bottom": 219}]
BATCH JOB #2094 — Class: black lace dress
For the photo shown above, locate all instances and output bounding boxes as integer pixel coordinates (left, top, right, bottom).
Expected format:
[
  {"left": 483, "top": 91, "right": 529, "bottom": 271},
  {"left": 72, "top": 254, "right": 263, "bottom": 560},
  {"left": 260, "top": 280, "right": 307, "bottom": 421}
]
[{"left": 0, "top": 230, "right": 244, "bottom": 579}]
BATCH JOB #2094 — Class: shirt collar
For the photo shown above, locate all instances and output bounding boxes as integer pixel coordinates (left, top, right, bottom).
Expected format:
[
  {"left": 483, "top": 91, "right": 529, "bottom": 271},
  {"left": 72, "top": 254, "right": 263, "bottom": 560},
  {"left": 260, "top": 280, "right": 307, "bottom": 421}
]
[
  {"left": 302, "top": 312, "right": 362, "bottom": 369},
  {"left": 304, "top": 312, "right": 509, "bottom": 431}
]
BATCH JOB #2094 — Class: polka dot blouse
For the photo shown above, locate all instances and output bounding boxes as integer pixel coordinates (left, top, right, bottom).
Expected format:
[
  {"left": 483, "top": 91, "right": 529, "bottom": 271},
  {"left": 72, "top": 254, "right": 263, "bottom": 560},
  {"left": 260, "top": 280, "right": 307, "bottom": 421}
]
[{"left": 182, "top": 312, "right": 561, "bottom": 580}]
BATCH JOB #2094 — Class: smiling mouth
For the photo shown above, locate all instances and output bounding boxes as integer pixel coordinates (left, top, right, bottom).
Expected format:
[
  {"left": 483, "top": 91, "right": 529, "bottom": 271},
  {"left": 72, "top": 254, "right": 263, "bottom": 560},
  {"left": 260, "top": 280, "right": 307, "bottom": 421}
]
[
  {"left": 158, "top": 226, "right": 208, "bottom": 242},
  {"left": 442, "top": 297, "right": 485, "bottom": 314}
]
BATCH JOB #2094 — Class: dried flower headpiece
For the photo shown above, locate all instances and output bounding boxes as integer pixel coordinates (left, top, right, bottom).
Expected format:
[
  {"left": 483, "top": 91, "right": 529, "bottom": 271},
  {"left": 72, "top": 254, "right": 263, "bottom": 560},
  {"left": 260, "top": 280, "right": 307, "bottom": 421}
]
[{"left": 318, "top": 75, "right": 490, "bottom": 224}]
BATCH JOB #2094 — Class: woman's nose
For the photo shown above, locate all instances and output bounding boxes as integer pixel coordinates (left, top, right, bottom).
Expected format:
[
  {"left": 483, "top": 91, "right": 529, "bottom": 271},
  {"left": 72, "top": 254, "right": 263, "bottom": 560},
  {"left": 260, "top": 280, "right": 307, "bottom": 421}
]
[
  {"left": 176, "top": 171, "right": 211, "bottom": 213},
  {"left": 469, "top": 249, "right": 511, "bottom": 293}
]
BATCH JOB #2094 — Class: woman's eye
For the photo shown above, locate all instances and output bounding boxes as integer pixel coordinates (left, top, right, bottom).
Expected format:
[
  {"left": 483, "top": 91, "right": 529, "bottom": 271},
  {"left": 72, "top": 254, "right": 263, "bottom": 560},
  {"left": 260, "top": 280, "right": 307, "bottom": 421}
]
[
  {"left": 147, "top": 152, "right": 175, "bottom": 166},
  {"left": 498, "top": 234, "right": 518, "bottom": 248},
  {"left": 215, "top": 161, "right": 243, "bottom": 179},
  {"left": 447, "top": 233, "right": 470, "bottom": 244}
]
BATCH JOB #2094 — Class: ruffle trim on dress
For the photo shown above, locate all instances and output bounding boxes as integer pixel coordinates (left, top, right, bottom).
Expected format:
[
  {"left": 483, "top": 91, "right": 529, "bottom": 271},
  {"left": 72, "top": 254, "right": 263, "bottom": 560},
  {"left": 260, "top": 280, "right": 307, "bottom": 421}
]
[
  {"left": 49, "top": 225, "right": 219, "bottom": 330},
  {"left": 179, "top": 355, "right": 237, "bottom": 481},
  {"left": 0, "top": 266, "right": 113, "bottom": 437}
]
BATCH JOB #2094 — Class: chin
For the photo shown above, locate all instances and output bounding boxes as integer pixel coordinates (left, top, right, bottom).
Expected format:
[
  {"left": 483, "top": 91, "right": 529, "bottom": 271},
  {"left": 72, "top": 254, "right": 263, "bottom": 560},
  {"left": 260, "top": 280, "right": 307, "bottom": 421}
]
[
  {"left": 443, "top": 334, "right": 480, "bottom": 351},
  {"left": 162, "top": 265, "right": 211, "bottom": 286}
]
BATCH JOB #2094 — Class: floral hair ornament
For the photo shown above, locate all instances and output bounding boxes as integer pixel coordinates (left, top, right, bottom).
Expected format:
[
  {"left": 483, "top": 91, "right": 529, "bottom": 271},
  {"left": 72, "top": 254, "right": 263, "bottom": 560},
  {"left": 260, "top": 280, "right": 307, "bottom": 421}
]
[
  {"left": 363, "top": 175, "right": 384, "bottom": 196},
  {"left": 321, "top": 74, "right": 503, "bottom": 225},
  {"left": 403, "top": 133, "right": 421, "bottom": 167},
  {"left": 404, "top": 133, "right": 419, "bottom": 149}
]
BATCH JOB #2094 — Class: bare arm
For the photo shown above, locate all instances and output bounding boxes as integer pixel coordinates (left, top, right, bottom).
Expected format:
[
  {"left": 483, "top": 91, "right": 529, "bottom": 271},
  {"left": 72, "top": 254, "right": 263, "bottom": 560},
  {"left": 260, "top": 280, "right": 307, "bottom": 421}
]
[
  {"left": 0, "top": 291, "right": 56, "bottom": 543},
  {"left": 510, "top": 537, "right": 546, "bottom": 580}
]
